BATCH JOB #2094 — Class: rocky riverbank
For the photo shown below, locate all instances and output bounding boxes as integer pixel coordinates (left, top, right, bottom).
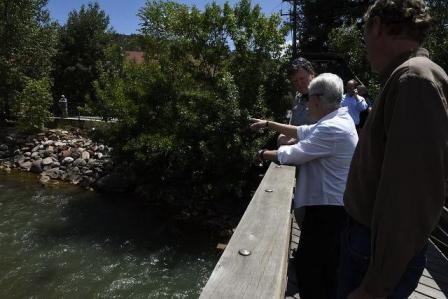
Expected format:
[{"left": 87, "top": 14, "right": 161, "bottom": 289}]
[
  {"left": 0, "top": 128, "right": 113, "bottom": 188},
  {"left": 0, "top": 127, "right": 243, "bottom": 240}
]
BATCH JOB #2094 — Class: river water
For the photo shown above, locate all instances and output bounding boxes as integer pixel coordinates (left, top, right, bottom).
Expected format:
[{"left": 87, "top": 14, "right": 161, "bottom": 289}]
[{"left": 0, "top": 172, "right": 218, "bottom": 298}]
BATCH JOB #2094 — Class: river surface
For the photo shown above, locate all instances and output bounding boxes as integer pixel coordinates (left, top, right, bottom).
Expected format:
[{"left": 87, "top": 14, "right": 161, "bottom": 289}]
[{"left": 0, "top": 172, "right": 218, "bottom": 298}]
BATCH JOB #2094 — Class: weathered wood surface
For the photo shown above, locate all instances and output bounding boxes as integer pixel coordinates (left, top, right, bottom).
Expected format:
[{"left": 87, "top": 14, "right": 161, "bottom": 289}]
[
  {"left": 285, "top": 216, "right": 301, "bottom": 299},
  {"left": 412, "top": 241, "right": 448, "bottom": 299},
  {"left": 286, "top": 219, "right": 448, "bottom": 299},
  {"left": 200, "top": 163, "right": 296, "bottom": 299}
]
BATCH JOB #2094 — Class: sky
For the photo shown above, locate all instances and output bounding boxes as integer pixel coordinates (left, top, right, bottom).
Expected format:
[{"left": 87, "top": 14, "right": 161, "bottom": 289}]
[{"left": 46, "top": 0, "right": 287, "bottom": 35}]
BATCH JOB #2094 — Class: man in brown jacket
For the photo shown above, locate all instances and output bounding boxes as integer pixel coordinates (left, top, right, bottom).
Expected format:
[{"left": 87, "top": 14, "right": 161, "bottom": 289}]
[{"left": 339, "top": 1, "right": 448, "bottom": 298}]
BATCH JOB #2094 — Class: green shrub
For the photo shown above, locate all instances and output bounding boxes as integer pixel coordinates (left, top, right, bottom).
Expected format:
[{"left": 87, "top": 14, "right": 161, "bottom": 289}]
[{"left": 14, "top": 79, "right": 52, "bottom": 133}]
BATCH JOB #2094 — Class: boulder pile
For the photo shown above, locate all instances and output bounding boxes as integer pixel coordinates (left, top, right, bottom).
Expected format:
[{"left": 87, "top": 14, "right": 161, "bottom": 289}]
[{"left": 0, "top": 129, "right": 113, "bottom": 187}]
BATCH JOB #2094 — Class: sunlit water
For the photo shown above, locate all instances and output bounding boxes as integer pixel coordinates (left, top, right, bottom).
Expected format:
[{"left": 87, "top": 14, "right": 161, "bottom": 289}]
[{"left": 0, "top": 172, "right": 218, "bottom": 298}]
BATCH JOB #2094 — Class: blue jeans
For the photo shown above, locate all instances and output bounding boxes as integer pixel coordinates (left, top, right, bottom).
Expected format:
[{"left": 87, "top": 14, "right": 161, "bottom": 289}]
[{"left": 338, "top": 218, "right": 427, "bottom": 299}]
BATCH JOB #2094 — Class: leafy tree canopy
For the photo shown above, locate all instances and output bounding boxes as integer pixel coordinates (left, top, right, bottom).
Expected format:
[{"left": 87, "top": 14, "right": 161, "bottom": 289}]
[
  {"left": 328, "top": 0, "right": 448, "bottom": 98},
  {"left": 52, "top": 2, "right": 115, "bottom": 115},
  {"left": 92, "top": 0, "right": 291, "bottom": 214},
  {"left": 0, "top": 0, "right": 57, "bottom": 122}
]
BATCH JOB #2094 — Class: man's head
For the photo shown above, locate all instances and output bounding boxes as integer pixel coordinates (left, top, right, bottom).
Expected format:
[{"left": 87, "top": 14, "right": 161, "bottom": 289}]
[
  {"left": 346, "top": 79, "right": 358, "bottom": 97},
  {"left": 357, "top": 84, "right": 368, "bottom": 97},
  {"left": 363, "top": 0, "right": 432, "bottom": 73},
  {"left": 288, "top": 57, "right": 316, "bottom": 94},
  {"left": 308, "top": 73, "right": 344, "bottom": 121}
]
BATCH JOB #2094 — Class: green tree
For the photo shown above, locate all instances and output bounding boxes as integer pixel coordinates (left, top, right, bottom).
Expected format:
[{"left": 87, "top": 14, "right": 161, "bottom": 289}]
[
  {"left": 426, "top": 0, "right": 448, "bottom": 72},
  {"left": 52, "top": 2, "right": 114, "bottom": 116},
  {"left": 138, "top": 0, "right": 289, "bottom": 119},
  {"left": 328, "top": 23, "right": 379, "bottom": 90},
  {"left": 328, "top": 0, "right": 448, "bottom": 99},
  {"left": 298, "top": 0, "right": 370, "bottom": 53},
  {"left": 14, "top": 79, "right": 53, "bottom": 132},
  {"left": 0, "top": 0, "right": 57, "bottom": 122},
  {"left": 94, "top": 0, "right": 289, "bottom": 214}
]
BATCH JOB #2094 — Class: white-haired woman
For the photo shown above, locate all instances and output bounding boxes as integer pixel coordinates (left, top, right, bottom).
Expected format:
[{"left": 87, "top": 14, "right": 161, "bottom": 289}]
[{"left": 250, "top": 73, "right": 358, "bottom": 299}]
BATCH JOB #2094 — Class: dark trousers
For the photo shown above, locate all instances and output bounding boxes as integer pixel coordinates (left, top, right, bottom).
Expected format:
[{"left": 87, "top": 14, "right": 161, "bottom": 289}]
[
  {"left": 295, "top": 205, "right": 347, "bottom": 299},
  {"left": 338, "top": 218, "right": 427, "bottom": 299}
]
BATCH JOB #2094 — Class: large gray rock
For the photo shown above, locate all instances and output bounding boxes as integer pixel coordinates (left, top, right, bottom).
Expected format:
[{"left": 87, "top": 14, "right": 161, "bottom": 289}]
[
  {"left": 43, "top": 168, "right": 60, "bottom": 179},
  {"left": 81, "top": 151, "right": 90, "bottom": 160},
  {"left": 31, "top": 151, "right": 40, "bottom": 159},
  {"left": 0, "top": 144, "right": 8, "bottom": 151},
  {"left": 43, "top": 149, "right": 53, "bottom": 157},
  {"left": 62, "top": 157, "right": 74, "bottom": 164},
  {"left": 42, "top": 157, "right": 53, "bottom": 166},
  {"left": 54, "top": 141, "right": 66, "bottom": 147},
  {"left": 70, "top": 149, "right": 81, "bottom": 159},
  {"left": 19, "top": 161, "right": 32, "bottom": 170},
  {"left": 14, "top": 155, "right": 26, "bottom": 165},
  {"left": 30, "top": 160, "right": 43, "bottom": 174},
  {"left": 43, "top": 165, "right": 53, "bottom": 171},
  {"left": 83, "top": 169, "right": 94, "bottom": 176},
  {"left": 87, "top": 159, "right": 97, "bottom": 167},
  {"left": 73, "top": 158, "right": 86, "bottom": 167},
  {"left": 32, "top": 145, "right": 43, "bottom": 152}
]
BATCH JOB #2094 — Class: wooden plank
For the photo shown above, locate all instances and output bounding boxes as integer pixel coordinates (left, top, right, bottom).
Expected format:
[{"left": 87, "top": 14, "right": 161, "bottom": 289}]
[
  {"left": 409, "top": 291, "right": 434, "bottom": 299},
  {"left": 422, "top": 269, "right": 448, "bottom": 287},
  {"left": 426, "top": 243, "right": 448, "bottom": 287},
  {"left": 415, "top": 283, "right": 447, "bottom": 299},
  {"left": 200, "top": 163, "right": 296, "bottom": 299},
  {"left": 412, "top": 241, "right": 448, "bottom": 299},
  {"left": 419, "top": 275, "right": 443, "bottom": 291}
]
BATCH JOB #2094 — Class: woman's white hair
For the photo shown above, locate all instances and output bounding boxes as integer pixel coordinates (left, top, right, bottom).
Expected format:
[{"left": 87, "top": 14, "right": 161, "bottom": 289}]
[{"left": 308, "top": 73, "right": 344, "bottom": 107}]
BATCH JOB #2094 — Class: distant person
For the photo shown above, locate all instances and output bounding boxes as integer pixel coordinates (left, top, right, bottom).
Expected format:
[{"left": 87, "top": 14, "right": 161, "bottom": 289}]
[
  {"left": 340, "top": 0, "right": 448, "bottom": 298},
  {"left": 341, "top": 79, "right": 368, "bottom": 128},
  {"left": 356, "top": 84, "right": 372, "bottom": 129},
  {"left": 278, "top": 57, "right": 316, "bottom": 146},
  {"left": 250, "top": 73, "right": 358, "bottom": 299},
  {"left": 59, "top": 95, "right": 68, "bottom": 118}
]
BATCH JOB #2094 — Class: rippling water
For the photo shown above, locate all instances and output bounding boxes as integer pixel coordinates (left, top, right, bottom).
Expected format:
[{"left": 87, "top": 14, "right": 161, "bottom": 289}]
[{"left": 0, "top": 172, "right": 217, "bottom": 298}]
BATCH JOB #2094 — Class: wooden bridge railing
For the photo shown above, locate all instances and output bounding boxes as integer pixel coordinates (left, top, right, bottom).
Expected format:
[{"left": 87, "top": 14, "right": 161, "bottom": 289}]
[{"left": 200, "top": 163, "right": 296, "bottom": 299}]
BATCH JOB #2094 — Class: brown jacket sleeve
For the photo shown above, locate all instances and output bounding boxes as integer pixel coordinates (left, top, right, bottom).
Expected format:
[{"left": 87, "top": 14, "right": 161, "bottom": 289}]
[{"left": 362, "top": 76, "right": 448, "bottom": 296}]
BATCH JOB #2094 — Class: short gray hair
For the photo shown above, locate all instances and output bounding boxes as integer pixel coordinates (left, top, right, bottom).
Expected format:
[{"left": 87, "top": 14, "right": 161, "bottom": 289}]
[{"left": 308, "top": 73, "right": 344, "bottom": 106}]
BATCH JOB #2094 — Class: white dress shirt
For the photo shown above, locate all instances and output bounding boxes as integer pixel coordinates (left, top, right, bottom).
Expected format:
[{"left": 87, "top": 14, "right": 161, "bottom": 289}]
[{"left": 277, "top": 107, "right": 358, "bottom": 208}]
